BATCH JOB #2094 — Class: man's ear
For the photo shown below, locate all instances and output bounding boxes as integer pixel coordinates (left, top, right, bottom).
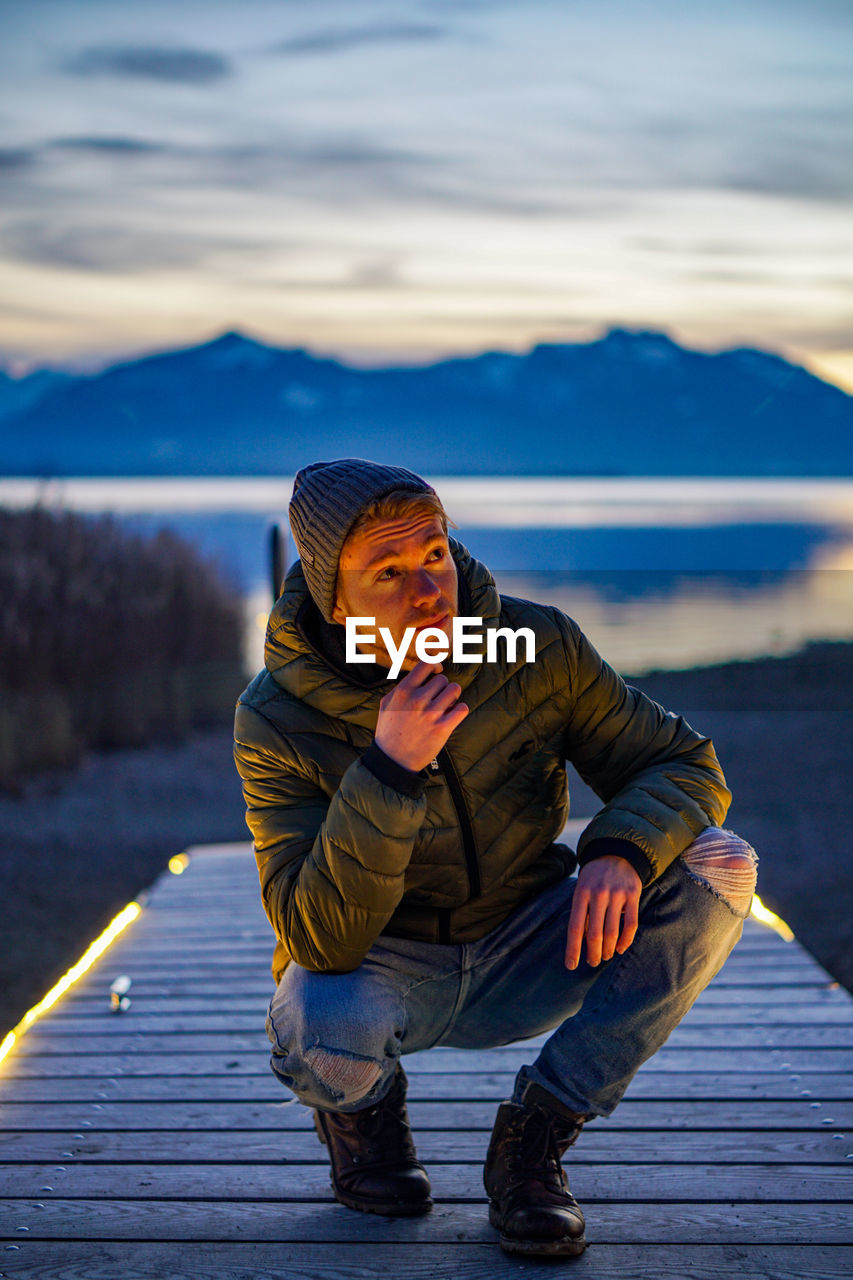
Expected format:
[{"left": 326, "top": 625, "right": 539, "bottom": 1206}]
[{"left": 330, "top": 582, "right": 346, "bottom": 626}]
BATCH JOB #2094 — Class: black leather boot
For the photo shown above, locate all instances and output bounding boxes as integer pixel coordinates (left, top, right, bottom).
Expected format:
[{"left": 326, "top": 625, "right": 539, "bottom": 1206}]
[
  {"left": 483, "top": 1083, "right": 591, "bottom": 1256},
  {"left": 313, "top": 1062, "right": 433, "bottom": 1216}
]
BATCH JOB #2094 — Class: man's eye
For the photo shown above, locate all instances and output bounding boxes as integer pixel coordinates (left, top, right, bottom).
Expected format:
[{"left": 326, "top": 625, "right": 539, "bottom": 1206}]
[{"left": 376, "top": 549, "right": 444, "bottom": 581}]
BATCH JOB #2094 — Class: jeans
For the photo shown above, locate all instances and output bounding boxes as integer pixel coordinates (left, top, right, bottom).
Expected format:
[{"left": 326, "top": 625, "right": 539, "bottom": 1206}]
[{"left": 266, "top": 827, "right": 758, "bottom": 1119}]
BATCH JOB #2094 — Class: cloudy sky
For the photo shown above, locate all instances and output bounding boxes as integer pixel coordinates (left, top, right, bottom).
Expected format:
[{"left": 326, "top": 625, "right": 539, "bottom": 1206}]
[{"left": 1, "top": 0, "right": 851, "bottom": 388}]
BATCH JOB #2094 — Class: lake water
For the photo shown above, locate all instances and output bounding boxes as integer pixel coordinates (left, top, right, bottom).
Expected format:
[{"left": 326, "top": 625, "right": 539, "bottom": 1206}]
[{"left": 2, "top": 476, "right": 852, "bottom": 675}]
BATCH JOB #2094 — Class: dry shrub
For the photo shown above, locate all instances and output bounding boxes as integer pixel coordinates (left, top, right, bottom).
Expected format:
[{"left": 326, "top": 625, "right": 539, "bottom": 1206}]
[{"left": 0, "top": 506, "right": 247, "bottom": 789}]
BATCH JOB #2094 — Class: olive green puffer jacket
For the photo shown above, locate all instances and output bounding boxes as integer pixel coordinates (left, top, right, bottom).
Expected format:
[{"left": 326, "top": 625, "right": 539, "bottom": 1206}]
[{"left": 234, "top": 537, "right": 731, "bottom": 982}]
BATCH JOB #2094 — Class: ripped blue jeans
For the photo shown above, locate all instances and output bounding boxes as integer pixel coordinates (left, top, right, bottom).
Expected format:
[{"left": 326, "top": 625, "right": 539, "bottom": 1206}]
[{"left": 266, "top": 827, "right": 758, "bottom": 1119}]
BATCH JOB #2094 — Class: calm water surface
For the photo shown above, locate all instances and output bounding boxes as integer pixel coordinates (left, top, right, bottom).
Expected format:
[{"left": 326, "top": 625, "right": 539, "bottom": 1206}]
[{"left": 2, "top": 477, "right": 851, "bottom": 675}]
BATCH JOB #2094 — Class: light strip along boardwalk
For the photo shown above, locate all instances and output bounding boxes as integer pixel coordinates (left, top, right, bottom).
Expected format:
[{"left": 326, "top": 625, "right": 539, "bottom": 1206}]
[{"left": 1, "top": 827, "right": 851, "bottom": 1280}]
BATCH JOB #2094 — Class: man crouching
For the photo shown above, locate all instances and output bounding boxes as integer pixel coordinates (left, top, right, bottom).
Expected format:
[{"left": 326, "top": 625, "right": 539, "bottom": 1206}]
[{"left": 234, "top": 458, "right": 758, "bottom": 1257}]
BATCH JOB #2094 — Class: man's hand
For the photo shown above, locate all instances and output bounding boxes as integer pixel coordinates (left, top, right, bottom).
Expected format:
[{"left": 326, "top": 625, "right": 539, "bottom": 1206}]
[
  {"left": 375, "top": 660, "right": 469, "bottom": 773},
  {"left": 564, "top": 855, "right": 642, "bottom": 970}
]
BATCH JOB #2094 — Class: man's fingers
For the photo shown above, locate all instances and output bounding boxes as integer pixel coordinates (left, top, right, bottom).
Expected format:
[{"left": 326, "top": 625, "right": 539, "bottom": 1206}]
[
  {"left": 583, "top": 893, "right": 608, "bottom": 967},
  {"left": 616, "top": 892, "right": 640, "bottom": 954},
  {"left": 420, "top": 674, "right": 452, "bottom": 705},
  {"left": 564, "top": 892, "right": 589, "bottom": 970},
  {"left": 429, "top": 679, "right": 462, "bottom": 711},
  {"left": 444, "top": 702, "right": 470, "bottom": 733},
  {"left": 600, "top": 895, "right": 626, "bottom": 963}
]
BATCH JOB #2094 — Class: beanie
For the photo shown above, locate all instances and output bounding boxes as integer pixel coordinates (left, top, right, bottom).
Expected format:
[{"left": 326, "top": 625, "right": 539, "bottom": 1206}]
[{"left": 288, "top": 458, "right": 437, "bottom": 623}]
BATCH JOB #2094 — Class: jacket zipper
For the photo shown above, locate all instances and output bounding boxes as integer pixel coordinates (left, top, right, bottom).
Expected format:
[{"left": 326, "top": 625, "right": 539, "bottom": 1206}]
[
  {"left": 433, "top": 746, "right": 481, "bottom": 900},
  {"left": 429, "top": 759, "right": 453, "bottom": 940}
]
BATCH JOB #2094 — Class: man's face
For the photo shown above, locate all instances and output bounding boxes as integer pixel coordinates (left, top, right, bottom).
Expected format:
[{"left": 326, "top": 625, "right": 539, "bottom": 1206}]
[{"left": 331, "top": 512, "right": 459, "bottom": 673}]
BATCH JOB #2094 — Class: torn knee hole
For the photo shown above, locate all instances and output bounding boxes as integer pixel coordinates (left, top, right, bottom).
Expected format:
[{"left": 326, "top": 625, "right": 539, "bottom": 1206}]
[
  {"left": 303, "top": 1047, "right": 382, "bottom": 1102},
  {"left": 683, "top": 836, "right": 757, "bottom": 913}
]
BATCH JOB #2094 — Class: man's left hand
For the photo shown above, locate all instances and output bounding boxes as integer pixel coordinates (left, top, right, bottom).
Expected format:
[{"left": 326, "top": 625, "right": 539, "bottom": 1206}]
[{"left": 564, "top": 855, "right": 642, "bottom": 970}]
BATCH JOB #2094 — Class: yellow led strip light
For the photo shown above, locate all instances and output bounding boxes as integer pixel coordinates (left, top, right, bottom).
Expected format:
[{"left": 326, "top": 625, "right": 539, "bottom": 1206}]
[
  {"left": 0, "top": 901, "right": 143, "bottom": 1065},
  {"left": 0, "top": 852, "right": 192, "bottom": 1066},
  {"left": 750, "top": 893, "right": 795, "bottom": 942}
]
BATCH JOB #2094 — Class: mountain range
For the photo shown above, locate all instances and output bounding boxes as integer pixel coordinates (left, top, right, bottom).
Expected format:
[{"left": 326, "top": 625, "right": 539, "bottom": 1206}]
[{"left": 0, "top": 327, "right": 850, "bottom": 476}]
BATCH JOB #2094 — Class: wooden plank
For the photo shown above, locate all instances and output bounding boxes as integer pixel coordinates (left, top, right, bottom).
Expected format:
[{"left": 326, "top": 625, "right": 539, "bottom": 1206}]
[
  {"left": 14, "top": 1028, "right": 853, "bottom": 1059},
  {"left": 3, "top": 1048, "right": 850, "bottom": 1077},
  {"left": 0, "top": 1200, "right": 850, "bottom": 1245},
  {"left": 17, "top": 1019, "right": 853, "bottom": 1049},
  {"left": 61, "top": 972, "right": 850, "bottom": 1003},
  {"left": 0, "top": 1162, "right": 848, "bottom": 1202},
  {"left": 11, "top": 1018, "right": 850, "bottom": 1049},
  {"left": 2, "top": 1098, "right": 850, "bottom": 1132},
  {"left": 1, "top": 1071, "right": 848, "bottom": 1104},
  {"left": 1, "top": 1128, "right": 849, "bottom": 1165},
  {"left": 0, "top": 1242, "right": 850, "bottom": 1280},
  {"left": 42, "top": 1002, "right": 853, "bottom": 1026}
]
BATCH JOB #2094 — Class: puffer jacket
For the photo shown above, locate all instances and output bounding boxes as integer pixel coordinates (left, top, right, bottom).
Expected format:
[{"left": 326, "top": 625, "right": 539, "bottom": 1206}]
[{"left": 234, "top": 537, "right": 731, "bottom": 983}]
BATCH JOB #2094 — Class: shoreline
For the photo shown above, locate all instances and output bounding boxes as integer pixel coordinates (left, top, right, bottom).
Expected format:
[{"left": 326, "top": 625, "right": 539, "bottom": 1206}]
[{"left": 1, "top": 639, "right": 850, "bottom": 1038}]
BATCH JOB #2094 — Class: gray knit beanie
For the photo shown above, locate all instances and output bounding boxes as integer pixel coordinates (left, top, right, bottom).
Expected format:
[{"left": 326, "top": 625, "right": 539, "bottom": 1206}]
[{"left": 288, "top": 458, "right": 438, "bottom": 623}]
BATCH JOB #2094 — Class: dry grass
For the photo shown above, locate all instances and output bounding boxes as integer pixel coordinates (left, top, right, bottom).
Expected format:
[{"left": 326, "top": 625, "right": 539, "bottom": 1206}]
[{"left": 0, "top": 505, "right": 247, "bottom": 790}]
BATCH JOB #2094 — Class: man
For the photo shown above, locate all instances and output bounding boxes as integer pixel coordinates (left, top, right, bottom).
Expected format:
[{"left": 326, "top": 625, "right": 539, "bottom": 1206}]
[{"left": 234, "top": 458, "right": 758, "bottom": 1258}]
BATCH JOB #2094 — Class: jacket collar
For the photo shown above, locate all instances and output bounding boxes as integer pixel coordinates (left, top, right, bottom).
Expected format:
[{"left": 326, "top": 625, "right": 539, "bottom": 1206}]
[{"left": 264, "top": 537, "right": 501, "bottom": 728}]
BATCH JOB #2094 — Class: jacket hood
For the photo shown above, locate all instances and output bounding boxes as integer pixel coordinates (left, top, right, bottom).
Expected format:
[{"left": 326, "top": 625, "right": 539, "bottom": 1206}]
[{"left": 264, "top": 536, "right": 502, "bottom": 729}]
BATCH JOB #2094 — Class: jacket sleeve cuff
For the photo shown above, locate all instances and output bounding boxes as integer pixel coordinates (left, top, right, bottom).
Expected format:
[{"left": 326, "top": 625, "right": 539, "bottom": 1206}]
[
  {"left": 577, "top": 837, "right": 653, "bottom": 885},
  {"left": 361, "top": 741, "right": 426, "bottom": 800}
]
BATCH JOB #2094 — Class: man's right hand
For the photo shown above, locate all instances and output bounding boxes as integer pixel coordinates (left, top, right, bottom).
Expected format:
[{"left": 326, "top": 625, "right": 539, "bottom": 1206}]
[{"left": 374, "top": 660, "right": 469, "bottom": 772}]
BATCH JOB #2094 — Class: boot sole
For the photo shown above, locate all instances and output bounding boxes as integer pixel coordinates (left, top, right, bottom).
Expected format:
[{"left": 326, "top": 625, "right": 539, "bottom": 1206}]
[
  {"left": 489, "top": 1202, "right": 586, "bottom": 1256},
  {"left": 498, "top": 1233, "right": 586, "bottom": 1257},
  {"left": 333, "top": 1187, "right": 434, "bottom": 1217}
]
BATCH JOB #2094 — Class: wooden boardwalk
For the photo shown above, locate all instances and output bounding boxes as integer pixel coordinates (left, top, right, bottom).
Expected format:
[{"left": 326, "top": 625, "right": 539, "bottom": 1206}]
[{"left": 1, "top": 829, "right": 851, "bottom": 1279}]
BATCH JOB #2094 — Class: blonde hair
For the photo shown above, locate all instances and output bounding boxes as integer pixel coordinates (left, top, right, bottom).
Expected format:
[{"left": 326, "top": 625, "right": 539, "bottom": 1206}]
[{"left": 346, "top": 487, "right": 457, "bottom": 540}]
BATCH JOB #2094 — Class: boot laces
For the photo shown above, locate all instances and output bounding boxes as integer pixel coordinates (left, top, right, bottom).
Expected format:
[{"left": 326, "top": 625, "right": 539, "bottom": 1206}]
[
  {"left": 505, "top": 1108, "right": 563, "bottom": 1185},
  {"left": 351, "top": 1080, "right": 414, "bottom": 1164}
]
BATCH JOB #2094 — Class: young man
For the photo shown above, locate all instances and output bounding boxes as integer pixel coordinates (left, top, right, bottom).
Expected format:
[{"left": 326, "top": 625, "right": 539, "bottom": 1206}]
[{"left": 234, "top": 458, "right": 758, "bottom": 1258}]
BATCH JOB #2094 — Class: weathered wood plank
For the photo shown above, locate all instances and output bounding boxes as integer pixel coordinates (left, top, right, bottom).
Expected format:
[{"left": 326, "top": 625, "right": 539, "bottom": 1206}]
[
  {"left": 15, "top": 1026, "right": 853, "bottom": 1056},
  {"left": 63, "top": 980, "right": 853, "bottom": 1007},
  {"left": 0, "top": 1162, "right": 848, "bottom": 1201},
  {"left": 0, "top": 1200, "right": 850, "bottom": 1245},
  {"left": 45, "top": 1001, "right": 853, "bottom": 1027},
  {"left": 2, "top": 1071, "right": 847, "bottom": 1104},
  {"left": 1, "top": 1127, "right": 849, "bottom": 1165},
  {"left": 0, "top": 1242, "right": 851, "bottom": 1280},
  {"left": 2, "top": 1098, "right": 849, "bottom": 1132},
  {"left": 4, "top": 1048, "right": 849, "bottom": 1077}
]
